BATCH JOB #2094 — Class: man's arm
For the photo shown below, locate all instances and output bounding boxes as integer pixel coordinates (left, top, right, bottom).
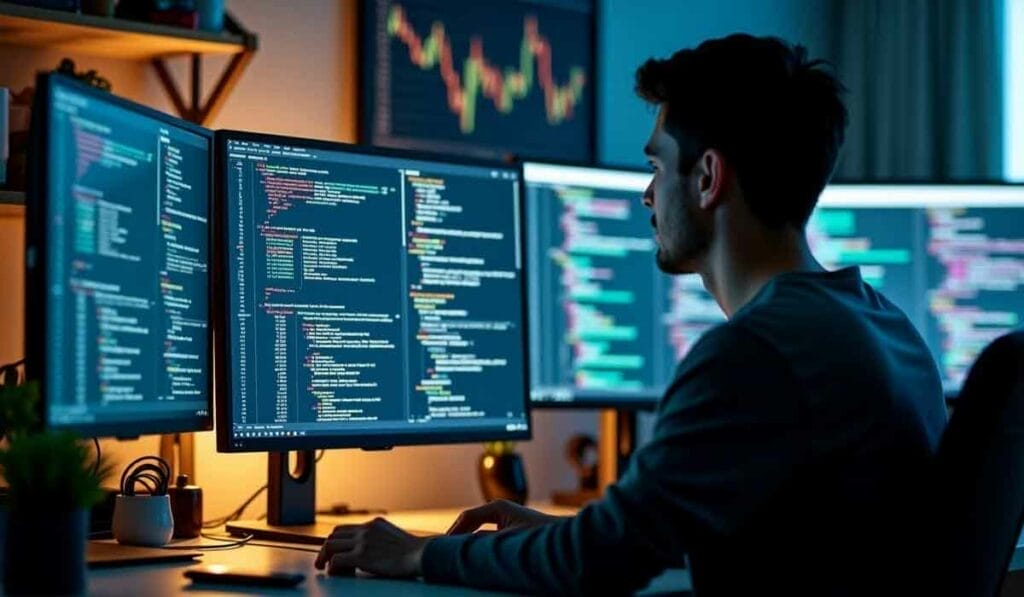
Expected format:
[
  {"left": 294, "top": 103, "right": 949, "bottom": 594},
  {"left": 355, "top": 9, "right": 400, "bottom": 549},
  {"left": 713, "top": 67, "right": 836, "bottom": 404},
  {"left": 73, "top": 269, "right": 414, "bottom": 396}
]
[{"left": 421, "top": 324, "right": 807, "bottom": 595}]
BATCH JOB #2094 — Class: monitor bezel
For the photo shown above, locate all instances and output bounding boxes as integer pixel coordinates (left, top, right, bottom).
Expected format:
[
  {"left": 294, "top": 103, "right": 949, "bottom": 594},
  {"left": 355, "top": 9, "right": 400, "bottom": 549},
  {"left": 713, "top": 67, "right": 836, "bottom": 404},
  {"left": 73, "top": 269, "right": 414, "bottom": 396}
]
[
  {"left": 213, "top": 129, "right": 533, "bottom": 453},
  {"left": 25, "top": 73, "right": 215, "bottom": 438},
  {"left": 357, "top": 0, "right": 598, "bottom": 163}
]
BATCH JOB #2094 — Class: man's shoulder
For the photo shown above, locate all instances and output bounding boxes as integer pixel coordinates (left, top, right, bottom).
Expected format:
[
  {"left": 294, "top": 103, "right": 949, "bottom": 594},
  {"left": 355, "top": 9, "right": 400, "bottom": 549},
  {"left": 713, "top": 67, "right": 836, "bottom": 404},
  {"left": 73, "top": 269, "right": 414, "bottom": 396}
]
[
  {"left": 670, "top": 320, "right": 792, "bottom": 388},
  {"left": 662, "top": 319, "right": 803, "bottom": 418},
  {"left": 677, "top": 316, "right": 785, "bottom": 367}
]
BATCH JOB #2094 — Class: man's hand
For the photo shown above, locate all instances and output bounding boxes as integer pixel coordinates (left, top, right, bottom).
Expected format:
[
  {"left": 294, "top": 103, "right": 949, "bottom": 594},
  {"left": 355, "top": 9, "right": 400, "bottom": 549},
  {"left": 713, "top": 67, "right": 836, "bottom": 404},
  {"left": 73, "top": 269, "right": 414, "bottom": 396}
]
[
  {"left": 314, "top": 517, "right": 429, "bottom": 578},
  {"left": 447, "top": 499, "right": 560, "bottom": 535}
]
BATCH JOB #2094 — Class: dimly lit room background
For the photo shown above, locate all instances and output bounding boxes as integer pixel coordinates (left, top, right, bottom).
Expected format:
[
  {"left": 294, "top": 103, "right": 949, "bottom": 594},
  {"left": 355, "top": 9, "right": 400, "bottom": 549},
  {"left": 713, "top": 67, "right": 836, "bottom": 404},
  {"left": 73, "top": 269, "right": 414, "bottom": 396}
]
[{"left": 0, "top": 0, "right": 1013, "bottom": 521}]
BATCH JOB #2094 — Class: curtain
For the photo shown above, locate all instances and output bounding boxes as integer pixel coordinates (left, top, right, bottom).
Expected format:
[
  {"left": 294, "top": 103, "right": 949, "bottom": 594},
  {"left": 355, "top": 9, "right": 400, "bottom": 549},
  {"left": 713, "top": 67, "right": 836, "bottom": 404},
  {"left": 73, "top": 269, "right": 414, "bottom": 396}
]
[{"left": 831, "top": 0, "right": 1003, "bottom": 181}]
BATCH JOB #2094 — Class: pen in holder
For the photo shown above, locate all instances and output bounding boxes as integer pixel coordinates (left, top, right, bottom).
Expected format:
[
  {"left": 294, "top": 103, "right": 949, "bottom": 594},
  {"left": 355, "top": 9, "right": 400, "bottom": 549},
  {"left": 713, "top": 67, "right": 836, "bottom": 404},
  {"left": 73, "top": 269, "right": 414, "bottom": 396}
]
[{"left": 112, "top": 456, "right": 174, "bottom": 547}]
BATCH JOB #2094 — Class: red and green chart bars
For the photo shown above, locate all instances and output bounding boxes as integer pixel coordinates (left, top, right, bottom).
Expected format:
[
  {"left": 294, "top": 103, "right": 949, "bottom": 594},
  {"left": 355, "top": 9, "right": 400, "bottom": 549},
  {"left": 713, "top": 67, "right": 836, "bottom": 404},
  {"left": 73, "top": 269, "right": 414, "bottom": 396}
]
[{"left": 364, "top": 0, "right": 594, "bottom": 161}]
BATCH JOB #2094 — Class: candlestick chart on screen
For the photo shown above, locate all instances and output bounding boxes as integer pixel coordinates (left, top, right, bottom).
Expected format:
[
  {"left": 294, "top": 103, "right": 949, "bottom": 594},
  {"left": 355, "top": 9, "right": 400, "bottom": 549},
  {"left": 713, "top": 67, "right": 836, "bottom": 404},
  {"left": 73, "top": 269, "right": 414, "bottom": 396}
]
[{"left": 363, "top": 0, "right": 594, "bottom": 161}]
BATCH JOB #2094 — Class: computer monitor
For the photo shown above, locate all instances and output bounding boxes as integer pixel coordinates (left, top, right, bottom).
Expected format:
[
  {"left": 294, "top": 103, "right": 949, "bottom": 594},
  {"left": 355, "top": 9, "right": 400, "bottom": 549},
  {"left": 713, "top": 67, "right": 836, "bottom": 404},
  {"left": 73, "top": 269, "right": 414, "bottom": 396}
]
[
  {"left": 360, "top": 0, "right": 596, "bottom": 162},
  {"left": 523, "top": 161, "right": 725, "bottom": 410},
  {"left": 25, "top": 74, "right": 213, "bottom": 438},
  {"left": 524, "top": 165, "right": 1024, "bottom": 404},
  {"left": 214, "top": 130, "right": 530, "bottom": 538},
  {"left": 813, "top": 184, "right": 1024, "bottom": 396}
]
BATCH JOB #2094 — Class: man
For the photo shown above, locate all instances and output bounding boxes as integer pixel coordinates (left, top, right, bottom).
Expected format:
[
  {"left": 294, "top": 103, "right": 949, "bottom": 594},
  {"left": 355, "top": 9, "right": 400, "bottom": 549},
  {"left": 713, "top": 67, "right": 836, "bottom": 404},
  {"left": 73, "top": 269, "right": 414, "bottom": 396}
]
[{"left": 315, "top": 34, "right": 947, "bottom": 595}]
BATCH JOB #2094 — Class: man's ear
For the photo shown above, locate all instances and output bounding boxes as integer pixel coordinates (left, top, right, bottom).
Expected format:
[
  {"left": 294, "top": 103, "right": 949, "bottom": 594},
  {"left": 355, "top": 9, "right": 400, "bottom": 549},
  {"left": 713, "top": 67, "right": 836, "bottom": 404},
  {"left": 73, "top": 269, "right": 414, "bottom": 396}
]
[{"left": 696, "top": 149, "right": 728, "bottom": 211}]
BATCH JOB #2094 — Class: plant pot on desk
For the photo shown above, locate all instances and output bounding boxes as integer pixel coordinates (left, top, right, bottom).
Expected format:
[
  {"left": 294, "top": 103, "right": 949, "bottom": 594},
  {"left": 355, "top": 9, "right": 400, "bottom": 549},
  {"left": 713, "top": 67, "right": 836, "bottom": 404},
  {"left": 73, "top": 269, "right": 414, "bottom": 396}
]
[{"left": 4, "top": 508, "right": 88, "bottom": 595}]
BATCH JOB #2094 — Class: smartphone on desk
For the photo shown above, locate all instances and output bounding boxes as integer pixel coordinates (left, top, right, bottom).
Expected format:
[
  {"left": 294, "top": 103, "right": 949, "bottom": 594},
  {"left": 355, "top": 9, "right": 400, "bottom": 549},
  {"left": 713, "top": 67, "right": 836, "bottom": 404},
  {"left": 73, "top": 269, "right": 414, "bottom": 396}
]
[{"left": 184, "top": 565, "right": 305, "bottom": 588}]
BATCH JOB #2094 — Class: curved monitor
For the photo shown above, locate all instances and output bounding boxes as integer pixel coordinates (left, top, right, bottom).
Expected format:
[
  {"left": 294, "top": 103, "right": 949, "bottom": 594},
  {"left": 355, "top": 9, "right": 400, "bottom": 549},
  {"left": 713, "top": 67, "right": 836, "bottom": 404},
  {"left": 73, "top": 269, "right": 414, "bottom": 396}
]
[
  {"left": 215, "top": 131, "right": 530, "bottom": 452},
  {"left": 26, "top": 74, "right": 213, "bottom": 437}
]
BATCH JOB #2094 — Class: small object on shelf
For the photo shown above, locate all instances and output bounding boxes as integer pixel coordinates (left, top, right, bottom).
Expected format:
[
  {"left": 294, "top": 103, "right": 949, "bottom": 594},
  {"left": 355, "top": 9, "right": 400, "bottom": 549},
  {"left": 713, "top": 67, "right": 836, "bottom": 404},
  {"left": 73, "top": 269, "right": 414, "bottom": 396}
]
[
  {"left": 81, "top": 0, "right": 116, "bottom": 17},
  {"left": 55, "top": 58, "right": 112, "bottom": 91},
  {"left": 150, "top": 0, "right": 197, "bottom": 29},
  {"left": 114, "top": 0, "right": 197, "bottom": 29},
  {"left": 148, "top": 7, "right": 197, "bottom": 29},
  {"left": 195, "top": 0, "right": 222, "bottom": 32}
]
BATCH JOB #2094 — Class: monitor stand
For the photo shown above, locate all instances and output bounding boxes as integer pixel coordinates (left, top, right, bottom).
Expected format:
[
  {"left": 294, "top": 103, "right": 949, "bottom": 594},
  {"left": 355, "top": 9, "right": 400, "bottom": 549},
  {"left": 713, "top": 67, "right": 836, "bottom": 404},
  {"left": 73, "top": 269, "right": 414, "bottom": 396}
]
[{"left": 225, "top": 450, "right": 340, "bottom": 545}]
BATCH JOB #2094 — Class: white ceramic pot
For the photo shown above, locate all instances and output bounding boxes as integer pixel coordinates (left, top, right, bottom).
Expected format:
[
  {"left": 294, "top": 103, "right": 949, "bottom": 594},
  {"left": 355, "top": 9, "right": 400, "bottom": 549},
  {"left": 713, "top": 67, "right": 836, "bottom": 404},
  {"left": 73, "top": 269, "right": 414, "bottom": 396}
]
[{"left": 112, "top": 494, "right": 174, "bottom": 547}]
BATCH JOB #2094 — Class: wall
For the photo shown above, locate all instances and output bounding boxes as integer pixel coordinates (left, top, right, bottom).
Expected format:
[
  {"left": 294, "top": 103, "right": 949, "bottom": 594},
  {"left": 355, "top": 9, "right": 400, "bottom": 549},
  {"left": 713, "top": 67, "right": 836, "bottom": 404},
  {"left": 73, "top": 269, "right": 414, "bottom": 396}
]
[
  {"left": 0, "top": 0, "right": 835, "bottom": 519},
  {"left": 0, "top": 0, "right": 595, "bottom": 521},
  {"left": 598, "top": 0, "right": 835, "bottom": 167}
]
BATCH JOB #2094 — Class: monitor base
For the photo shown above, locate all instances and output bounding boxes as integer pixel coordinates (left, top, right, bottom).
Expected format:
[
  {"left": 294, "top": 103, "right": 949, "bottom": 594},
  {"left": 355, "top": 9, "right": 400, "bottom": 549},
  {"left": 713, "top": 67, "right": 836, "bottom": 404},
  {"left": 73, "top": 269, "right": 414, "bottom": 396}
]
[{"left": 226, "top": 518, "right": 348, "bottom": 545}]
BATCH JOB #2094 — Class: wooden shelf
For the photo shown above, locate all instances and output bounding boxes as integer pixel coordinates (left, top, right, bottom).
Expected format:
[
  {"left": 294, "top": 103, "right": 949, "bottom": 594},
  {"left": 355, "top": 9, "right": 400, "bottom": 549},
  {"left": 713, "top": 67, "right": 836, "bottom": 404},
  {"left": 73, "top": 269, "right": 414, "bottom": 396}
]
[
  {"left": 0, "top": 2, "right": 254, "bottom": 60},
  {"left": 0, "top": 191, "right": 24, "bottom": 218}
]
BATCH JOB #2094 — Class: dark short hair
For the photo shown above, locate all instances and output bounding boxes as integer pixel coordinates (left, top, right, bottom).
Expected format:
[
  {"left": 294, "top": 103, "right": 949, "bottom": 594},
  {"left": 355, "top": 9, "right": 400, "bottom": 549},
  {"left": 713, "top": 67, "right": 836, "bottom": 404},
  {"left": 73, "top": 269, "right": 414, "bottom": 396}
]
[{"left": 635, "top": 34, "right": 848, "bottom": 228}]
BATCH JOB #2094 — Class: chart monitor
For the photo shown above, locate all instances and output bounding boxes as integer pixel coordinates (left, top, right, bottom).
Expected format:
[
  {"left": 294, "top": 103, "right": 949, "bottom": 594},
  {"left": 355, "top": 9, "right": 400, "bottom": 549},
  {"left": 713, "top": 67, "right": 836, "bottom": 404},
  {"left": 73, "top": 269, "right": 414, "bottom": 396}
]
[{"left": 362, "top": 0, "right": 595, "bottom": 161}]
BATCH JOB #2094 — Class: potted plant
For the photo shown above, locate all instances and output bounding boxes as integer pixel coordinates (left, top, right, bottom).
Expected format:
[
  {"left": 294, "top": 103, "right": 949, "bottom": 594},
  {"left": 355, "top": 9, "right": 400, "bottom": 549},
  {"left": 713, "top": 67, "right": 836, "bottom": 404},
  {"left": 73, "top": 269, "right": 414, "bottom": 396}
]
[{"left": 0, "top": 381, "right": 111, "bottom": 595}]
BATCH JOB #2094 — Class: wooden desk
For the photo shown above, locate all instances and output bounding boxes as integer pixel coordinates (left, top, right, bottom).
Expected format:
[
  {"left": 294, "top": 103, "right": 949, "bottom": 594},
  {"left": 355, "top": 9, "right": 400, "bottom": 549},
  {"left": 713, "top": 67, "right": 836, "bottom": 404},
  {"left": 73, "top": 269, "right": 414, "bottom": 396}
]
[
  {"left": 317, "top": 504, "right": 580, "bottom": 534},
  {"left": 87, "top": 505, "right": 692, "bottom": 595}
]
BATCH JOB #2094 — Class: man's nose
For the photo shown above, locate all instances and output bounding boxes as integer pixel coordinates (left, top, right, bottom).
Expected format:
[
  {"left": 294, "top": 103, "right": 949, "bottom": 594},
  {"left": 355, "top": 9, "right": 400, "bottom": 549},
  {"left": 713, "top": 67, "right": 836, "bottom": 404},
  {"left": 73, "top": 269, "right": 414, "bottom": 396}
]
[{"left": 642, "top": 181, "right": 654, "bottom": 207}]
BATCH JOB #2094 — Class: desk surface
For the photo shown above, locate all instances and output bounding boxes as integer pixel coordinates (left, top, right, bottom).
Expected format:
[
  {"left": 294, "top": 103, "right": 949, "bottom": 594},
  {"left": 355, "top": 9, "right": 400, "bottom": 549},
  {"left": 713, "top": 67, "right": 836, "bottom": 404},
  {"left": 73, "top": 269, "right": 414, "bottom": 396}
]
[
  {"left": 87, "top": 505, "right": 691, "bottom": 596},
  {"left": 89, "top": 542, "right": 690, "bottom": 596}
]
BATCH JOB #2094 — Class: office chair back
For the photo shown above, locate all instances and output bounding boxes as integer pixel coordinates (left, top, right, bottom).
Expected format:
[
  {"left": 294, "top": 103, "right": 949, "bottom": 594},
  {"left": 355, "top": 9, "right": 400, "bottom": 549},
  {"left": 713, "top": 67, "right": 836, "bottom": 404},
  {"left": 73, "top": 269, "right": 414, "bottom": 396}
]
[{"left": 931, "top": 330, "right": 1024, "bottom": 597}]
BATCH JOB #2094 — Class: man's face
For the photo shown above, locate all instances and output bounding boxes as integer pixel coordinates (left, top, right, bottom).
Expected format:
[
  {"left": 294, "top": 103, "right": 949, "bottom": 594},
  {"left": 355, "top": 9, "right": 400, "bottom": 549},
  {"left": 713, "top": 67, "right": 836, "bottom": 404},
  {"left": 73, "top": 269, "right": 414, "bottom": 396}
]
[{"left": 642, "top": 107, "right": 711, "bottom": 274}]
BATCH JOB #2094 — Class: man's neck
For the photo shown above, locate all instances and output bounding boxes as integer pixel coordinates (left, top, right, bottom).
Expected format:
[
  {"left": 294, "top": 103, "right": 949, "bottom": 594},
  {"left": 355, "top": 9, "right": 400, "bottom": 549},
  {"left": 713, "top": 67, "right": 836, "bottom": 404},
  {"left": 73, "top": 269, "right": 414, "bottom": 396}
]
[{"left": 700, "top": 227, "right": 823, "bottom": 318}]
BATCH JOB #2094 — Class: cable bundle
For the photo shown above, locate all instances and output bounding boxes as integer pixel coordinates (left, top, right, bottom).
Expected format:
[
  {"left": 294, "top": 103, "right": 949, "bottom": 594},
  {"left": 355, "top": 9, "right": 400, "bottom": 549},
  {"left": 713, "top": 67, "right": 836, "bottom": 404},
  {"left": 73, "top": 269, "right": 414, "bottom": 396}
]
[{"left": 119, "top": 456, "right": 171, "bottom": 496}]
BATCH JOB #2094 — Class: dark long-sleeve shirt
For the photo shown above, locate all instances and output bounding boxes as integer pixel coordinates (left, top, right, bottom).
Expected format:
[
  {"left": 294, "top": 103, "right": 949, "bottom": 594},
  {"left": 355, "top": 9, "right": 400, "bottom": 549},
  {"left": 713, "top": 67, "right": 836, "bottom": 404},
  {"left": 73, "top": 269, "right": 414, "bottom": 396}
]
[{"left": 422, "top": 267, "right": 948, "bottom": 595}]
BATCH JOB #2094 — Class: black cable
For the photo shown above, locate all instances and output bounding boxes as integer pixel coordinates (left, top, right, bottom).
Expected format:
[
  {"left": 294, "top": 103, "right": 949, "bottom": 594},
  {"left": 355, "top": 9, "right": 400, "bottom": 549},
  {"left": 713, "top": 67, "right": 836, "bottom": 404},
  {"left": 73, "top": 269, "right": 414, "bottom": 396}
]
[
  {"left": 316, "top": 505, "right": 388, "bottom": 516},
  {"left": 158, "top": 533, "right": 254, "bottom": 551},
  {"left": 120, "top": 456, "right": 171, "bottom": 496},
  {"left": 246, "top": 541, "right": 320, "bottom": 554},
  {"left": 198, "top": 532, "right": 322, "bottom": 554},
  {"left": 316, "top": 449, "right": 325, "bottom": 463}
]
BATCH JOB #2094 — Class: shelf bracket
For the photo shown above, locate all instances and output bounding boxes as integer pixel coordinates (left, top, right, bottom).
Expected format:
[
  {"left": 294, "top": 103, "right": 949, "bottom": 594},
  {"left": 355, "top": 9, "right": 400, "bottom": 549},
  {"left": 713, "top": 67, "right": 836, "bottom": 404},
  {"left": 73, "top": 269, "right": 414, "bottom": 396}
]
[{"left": 151, "top": 48, "right": 253, "bottom": 126}]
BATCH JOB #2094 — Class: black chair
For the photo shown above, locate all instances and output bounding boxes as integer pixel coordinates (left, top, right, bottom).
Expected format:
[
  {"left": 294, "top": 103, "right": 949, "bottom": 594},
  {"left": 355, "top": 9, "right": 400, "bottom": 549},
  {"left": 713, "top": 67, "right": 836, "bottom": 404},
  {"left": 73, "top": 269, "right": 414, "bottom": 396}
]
[{"left": 929, "top": 330, "right": 1024, "bottom": 597}]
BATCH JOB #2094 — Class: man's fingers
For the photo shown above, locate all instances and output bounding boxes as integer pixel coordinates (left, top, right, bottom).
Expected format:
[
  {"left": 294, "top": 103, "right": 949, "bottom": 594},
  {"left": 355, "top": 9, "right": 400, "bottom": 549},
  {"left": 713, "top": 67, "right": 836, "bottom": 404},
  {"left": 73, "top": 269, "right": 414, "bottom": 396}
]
[
  {"left": 447, "top": 502, "right": 500, "bottom": 535},
  {"left": 328, "top": 552, "right": 359, "bottom": 576},
  {"left": 329, "top": 524, "right": 367, "bottom": 538},
  {"left": 315, "top": 537, "right": 359, "bottom": 569}
]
